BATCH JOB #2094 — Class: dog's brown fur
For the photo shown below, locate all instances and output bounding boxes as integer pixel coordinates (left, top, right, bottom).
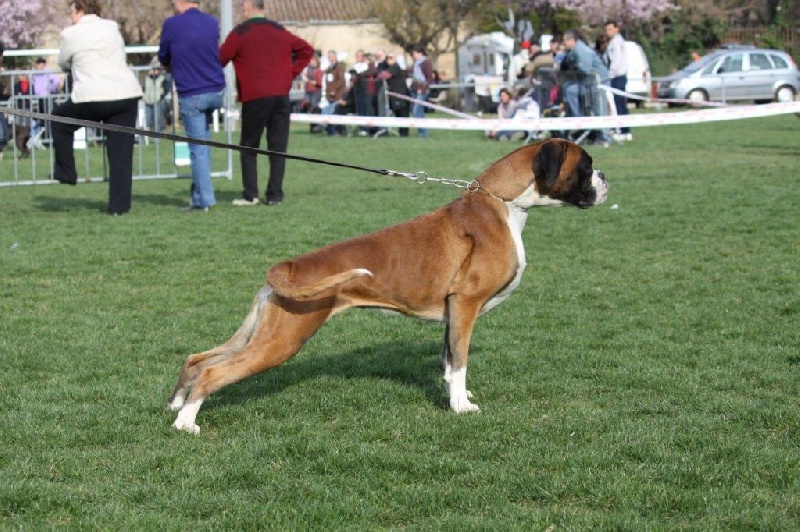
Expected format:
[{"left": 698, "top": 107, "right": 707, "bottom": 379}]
[
  {"left": 8, "top": 123, "right": 31, "bottom": 159},
  {"left": 168, "top": 139, "right": 608, "bottom": 433}
]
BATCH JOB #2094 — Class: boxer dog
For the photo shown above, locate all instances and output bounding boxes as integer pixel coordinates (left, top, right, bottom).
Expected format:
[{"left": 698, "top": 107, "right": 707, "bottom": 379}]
[{"left": 168, "top": 138, "right": 608, "bottom": 434}]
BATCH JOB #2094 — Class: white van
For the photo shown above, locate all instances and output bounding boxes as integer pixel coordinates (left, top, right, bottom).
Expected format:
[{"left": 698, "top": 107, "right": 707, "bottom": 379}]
[{"left": 624, "top": 41, "right": 651, "bottom": 105}]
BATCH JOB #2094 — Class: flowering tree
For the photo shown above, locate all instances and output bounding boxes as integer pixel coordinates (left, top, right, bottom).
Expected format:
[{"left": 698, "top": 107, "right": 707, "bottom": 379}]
[
  {"left": 483, "top": 0, "right": 676, "bottom": 37},
  {"left": 553, "top": 0, "right": 676, "bottom": 25},
  {"left": 0, "top": 0, "right": 63, "bottom": 49}
]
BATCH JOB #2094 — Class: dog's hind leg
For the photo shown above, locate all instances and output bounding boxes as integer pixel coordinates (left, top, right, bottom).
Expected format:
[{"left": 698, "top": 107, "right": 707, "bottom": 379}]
[
  {"left": 172, "top": 296, "right": 334, "bottom": 434},
  {"left": 167, "top": 286, "right": 272, "bottom": 411}
]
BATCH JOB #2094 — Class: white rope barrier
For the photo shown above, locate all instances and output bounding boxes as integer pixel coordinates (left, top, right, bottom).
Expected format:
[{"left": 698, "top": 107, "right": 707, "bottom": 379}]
[{"left": 291, "top": 101, "right": 800, "bottom": 132}]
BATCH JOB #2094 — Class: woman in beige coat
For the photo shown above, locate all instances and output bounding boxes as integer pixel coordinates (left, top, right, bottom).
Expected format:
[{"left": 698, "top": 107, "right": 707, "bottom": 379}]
[{"left": 52, "top": 0, "right": 142, "bottom": 216}]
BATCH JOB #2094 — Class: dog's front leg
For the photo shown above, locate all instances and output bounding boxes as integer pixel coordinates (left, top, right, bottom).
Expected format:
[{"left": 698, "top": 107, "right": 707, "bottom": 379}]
[
  {"left": 441, "top": 323, "right": 474, "bottom": 402},
  {"left": 445, "top": 297, "right": 481, "bottom": 413}
]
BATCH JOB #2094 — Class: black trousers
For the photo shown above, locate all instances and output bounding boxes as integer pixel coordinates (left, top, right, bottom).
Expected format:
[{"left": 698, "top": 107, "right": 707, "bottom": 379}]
[
  {"left": 240, "top": 95, "right": 291, "bottom": 203},
  {"left": 52, "top": 97, "right": 139, "bottom": 214},
  {"left": 393, "top": 105, "right": 410, "bottom": 137}
]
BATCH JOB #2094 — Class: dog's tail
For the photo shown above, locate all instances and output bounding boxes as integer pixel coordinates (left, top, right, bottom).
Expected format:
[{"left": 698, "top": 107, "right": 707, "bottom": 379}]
[{"left": 267, "top": 263, "right": 373, "bottom": 300}]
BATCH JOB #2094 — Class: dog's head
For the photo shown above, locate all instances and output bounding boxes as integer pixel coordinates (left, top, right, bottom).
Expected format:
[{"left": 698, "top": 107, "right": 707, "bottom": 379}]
[{"left": 477, "top": 139, "right": 608, "bottom": 209}]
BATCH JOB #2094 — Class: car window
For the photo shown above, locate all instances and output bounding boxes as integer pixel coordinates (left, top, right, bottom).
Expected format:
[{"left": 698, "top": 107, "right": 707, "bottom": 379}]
[
  {"left": 749, "top": 53, "right": 772, "bottom": 71},
  {"left": 769, "top": 54, "right": 789, "bottom": 69},
  {"left": 718, "top": 53, "right": 743, "bottom": 73}
]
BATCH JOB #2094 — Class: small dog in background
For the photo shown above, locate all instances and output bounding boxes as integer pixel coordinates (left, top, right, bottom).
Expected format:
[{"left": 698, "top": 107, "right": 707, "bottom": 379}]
[{"left": 13, "top": 123, "right": 32, "bottom": 158}]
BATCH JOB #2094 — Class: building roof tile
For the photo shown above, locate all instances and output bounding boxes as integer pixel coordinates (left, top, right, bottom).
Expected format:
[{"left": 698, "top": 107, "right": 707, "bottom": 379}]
[{"left": 268, "top": 0, "right": 375, "bottom": 23}]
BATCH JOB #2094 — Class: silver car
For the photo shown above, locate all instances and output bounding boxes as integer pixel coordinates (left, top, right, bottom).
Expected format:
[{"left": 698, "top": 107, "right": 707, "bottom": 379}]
[{"left": 657, "top": 46, "right": 799, "bottom": 104}]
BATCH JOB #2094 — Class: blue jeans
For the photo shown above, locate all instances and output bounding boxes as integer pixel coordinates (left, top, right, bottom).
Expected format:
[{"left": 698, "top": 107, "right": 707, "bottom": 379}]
[
  {"left": 179, "top": 91, "right": 223, "bottom": 207},
  {"left": 591, "top": 82, "right": 611, "bottom": 143},
  {"left": 610, "top": 75, "right": 630, "bottom": 134},
  {"left": 321, "top": 101, "right": 341, "bottom": 135},
  {"left": 412, "top": 90, "right": 429, "bottom": 137},
  {"left": 563, "top": 81, "right": 583, "bottom": 117}
]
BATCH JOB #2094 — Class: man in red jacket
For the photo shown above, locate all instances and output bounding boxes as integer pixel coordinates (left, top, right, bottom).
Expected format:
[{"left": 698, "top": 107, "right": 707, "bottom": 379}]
[{"left": 220, "top": 0, "right": 313, "bottom": 206}]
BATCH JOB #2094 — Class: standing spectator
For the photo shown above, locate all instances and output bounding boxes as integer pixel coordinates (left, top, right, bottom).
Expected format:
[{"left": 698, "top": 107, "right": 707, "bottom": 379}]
[
  {"left": 0, "top": 40, "right": 7, "bottom": 159},
  {"left": 605, "top": 20, "right": 631, "bottom": 142},
  {"left": 12, "top": 73, "right": 32, "bottom": 125},
  {"left": 142, "top": 60, "right": 167, "bottom": 132},
  {"left": 561, "top": 29, "right": 611, "bottom": 147},
  {"left": 32, "top": 58, "right": 63, "bottom": 97},
  {"left": 302, "top": 54, "right": 323, "bottom": 133},
  {"left": 220, "top": 0, "right": 313, "bottom": 207},
  {"left": 372, "top": 49, "right": 390, "bottom": 118},
  {"left": 321, "top": 50, "right": 346, "bottom": 136},
  {"left": 51, "top": 0, "right": 142, "bottom": 216},
  {"left": 595, "top": 35, "right": 611, "bottom": 68},
  {"left": 31, "top": 57, "right": 64, "bottom": 143},
  {"left": 376, "top": 51, "right": 409, "bottom": 137},
  {"left": 350, "top": 49, "right": 376, "bottom": 136},
  {"left": 302, "top": 54, "right": 323, "bottom": 112},
  {"left": 513, "top": 41, "right": 533, "bottom": 80},
  {"left": 410, "top": 44, "right": 434, "bottom": 138},
  {"left": 158, "top": 0, "right": 226, "bottom": 212}
]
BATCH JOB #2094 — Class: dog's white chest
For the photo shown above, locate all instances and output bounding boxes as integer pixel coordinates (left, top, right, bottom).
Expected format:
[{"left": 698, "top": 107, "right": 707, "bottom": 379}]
[{"left": 480, "top": 204, "right": 527, "bottom": 315}]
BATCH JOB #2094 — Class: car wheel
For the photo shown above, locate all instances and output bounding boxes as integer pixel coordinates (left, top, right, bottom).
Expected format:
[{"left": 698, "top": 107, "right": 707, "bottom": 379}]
[
  {"left": 687, "top": 89, "right": 708, "bottom": 106},
  {"left": 775, "top": 86, "right": 796, "bottom": 103}
]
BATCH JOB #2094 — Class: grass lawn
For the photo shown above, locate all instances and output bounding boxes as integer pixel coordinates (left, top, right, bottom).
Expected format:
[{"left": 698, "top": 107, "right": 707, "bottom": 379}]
[{"left": 1, "top": 114, "right": 799, "bottom": 528}]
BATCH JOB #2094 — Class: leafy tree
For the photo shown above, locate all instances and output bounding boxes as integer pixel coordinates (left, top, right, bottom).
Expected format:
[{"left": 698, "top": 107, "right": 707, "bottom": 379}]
[{"left": 371, "top": 0, "right": 484, "bottom": 61}]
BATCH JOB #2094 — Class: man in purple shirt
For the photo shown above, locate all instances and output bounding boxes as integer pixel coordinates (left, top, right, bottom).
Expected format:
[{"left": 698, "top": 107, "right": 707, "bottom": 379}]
[
  {"left": 158, "top": 0, "right": 226, "bottom": 212},
  {"left": 32, "top": 58, "right": 64, "bottom": 100},
  {"left": 30, "top": 57, "right": 64, "bottom": 143}
]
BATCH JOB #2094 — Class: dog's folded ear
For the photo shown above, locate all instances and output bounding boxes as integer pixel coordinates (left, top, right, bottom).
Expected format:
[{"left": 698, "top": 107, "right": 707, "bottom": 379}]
[{"left": 534, "top": 140, "right": 567, "bottom": 189}]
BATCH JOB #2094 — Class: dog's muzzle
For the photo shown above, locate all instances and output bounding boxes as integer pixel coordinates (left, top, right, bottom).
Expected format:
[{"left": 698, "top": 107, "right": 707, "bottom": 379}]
[{"left": 593, "top": 171, "right": 609, "bottom": 206}]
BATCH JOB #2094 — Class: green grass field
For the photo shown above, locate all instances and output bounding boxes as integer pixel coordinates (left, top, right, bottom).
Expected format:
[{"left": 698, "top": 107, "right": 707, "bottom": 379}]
[{"left": 1, "top": 115, "right": 799, "bottom": 528}]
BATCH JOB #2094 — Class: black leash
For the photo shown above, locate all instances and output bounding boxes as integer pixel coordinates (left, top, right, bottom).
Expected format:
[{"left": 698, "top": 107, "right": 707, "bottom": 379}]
[{"left": 1, "top": 106, "right": 444, "bottom": 183}]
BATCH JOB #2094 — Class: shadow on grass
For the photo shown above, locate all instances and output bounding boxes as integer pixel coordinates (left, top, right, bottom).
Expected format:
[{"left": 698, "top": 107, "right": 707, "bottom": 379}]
[
  {"left": 33, "top": 192, "right": 189, "bottom": 212},
  {"left": 204, "top": 340, "right": 449, "bottom": 411}
]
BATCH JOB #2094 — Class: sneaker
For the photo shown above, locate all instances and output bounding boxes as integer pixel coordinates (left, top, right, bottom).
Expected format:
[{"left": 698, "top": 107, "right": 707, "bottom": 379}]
[
  {"left": 265, "top": 200, "right": 282, "bottom": 206},
  {"left": 612, "top": 133, "right": 627, "bottom": 143},
  {"left": 510, "top": 131, "right": 526, "bottom": 141},
  {"left": 179, "top": 205, "right": 210, "bottom": 212},
  {"left": 625, "top": 133, "right": 633, "bottom": 141},
  {"left": 232, "top": 197, "right": 260, "bottom": 206}
]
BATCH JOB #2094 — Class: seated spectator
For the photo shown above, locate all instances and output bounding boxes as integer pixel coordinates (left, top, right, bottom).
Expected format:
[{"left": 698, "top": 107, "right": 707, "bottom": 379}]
[{"left": 487, "top": 88, "right": 519, "bottom": 140}]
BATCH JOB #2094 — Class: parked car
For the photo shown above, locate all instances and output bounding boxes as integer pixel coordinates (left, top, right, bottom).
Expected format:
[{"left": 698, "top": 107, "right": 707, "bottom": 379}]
[
  {"left": 624, "top": 41, "right": 651, "bottom": 107},
  {"left": 657, "top": 46, "right": 799, "bottom": 104}
]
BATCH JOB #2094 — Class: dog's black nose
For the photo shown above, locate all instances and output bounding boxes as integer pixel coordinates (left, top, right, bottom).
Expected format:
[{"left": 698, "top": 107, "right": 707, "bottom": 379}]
[{"left": 598, "top": 171, "right": 606, "bottom": 181}]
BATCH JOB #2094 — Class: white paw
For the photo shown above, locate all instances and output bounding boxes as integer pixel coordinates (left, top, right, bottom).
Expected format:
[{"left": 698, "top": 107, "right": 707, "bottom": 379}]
[
  {"left": 167, "top": 395, "right": 185, "bottom": 411},
  {"left": 443, "top": 380, "right": 473, "bottom": 399},
  {"left": 450, "top": 394, "right": 481, "bottom": 413},
  {"left": 172, "top": 419, "right": 200, "bottom": 434}
]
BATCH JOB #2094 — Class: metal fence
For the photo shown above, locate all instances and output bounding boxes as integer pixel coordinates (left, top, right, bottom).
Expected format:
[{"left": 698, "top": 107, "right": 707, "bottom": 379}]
[{"left": 1, "top": 63, "right": 234, "bottom": 187}]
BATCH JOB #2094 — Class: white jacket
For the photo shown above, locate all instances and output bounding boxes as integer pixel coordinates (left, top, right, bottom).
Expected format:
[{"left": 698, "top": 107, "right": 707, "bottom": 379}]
[
  {"left": 58, "top": 14, "right": 142, "bottom": 103},
  {"left": 607, "top": 34, "right": 628, "bottom": 79}
]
